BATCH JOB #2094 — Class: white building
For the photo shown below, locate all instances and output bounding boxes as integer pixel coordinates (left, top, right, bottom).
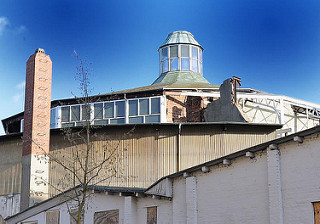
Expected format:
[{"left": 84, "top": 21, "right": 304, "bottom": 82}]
[{"left": 6, "top": 125, "right": 320, "bottom": 224}]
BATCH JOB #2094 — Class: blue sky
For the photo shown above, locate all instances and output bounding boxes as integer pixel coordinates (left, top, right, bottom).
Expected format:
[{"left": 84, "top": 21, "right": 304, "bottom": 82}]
[{"left": 1, "top": 0, "right": 320, "bottom": 134}]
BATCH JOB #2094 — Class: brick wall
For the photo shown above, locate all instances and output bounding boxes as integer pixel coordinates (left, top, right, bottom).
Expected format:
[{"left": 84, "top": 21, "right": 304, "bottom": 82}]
[
  {"left": 22, "top": 49, "right": 52, "bottom": 155},
  {"left": 165, "top": 91, "right": 207, "bottom": 123}
]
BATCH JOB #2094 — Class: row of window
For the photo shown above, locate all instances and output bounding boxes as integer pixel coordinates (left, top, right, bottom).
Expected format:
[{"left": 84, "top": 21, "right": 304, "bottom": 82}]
[
  {"left": 160, "top": 44, "right": 203, "bottom": 74},
  {"left": 50, "top": 97, "right": 162, "bottom": 128},
  {"left": 25, "top": 206, "right": 158, "bottom": 224}
]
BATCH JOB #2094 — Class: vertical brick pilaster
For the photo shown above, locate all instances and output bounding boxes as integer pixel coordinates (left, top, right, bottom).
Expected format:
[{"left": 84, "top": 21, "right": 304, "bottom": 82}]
[
  {"left": 186, "top": 176, "right": 198, "bottom": 224},
  {"left": 124, "top": 196, "right": 136, "bottom": 224},
  {"left": 21, "top": 49, "right": 52, "bottom": 211},
  {"left": 267, "top": 148, "right": 284, "bottom": 224}
]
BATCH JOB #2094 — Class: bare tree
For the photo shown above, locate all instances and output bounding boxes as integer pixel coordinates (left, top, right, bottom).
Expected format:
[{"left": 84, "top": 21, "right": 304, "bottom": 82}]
[{"left": 35, "top": 52, "right": 131, "bottom": 224}]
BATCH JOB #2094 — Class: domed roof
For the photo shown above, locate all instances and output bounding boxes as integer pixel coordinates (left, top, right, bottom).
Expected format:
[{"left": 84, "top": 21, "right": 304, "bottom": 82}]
[{"left": 159, "top": 31, "right": 202, "bottom": 49}]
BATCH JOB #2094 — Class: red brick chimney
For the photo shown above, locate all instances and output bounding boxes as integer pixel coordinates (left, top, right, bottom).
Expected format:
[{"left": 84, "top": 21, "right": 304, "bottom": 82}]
[{"left": 20, "top": 48, "right": 52, "bottom": 210}]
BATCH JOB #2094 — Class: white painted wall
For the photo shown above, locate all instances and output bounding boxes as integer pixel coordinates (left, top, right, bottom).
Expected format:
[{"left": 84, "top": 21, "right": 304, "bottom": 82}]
[
  {"left": 0, "top": 194, "right": 19, "bottom": 219},
  {"left": 280, "top": 134, "right": 320, "bottom": 224},
  {"left": 10, "top": 131, "right": 320, "bottom": 224},
  {"left": 194, "top": 153, "right": 269, "bottom": 223},
  {"left": 136, "top": 197, "right": 172, "bottom": 224}
]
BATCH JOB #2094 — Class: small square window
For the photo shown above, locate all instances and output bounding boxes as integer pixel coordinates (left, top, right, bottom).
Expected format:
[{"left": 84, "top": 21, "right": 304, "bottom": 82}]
[
  {"left": 161, "top": 47, "right": 168, "bottom": 60},
  {"left": 71, "top": 105, "right": 80, "bottom": 121},
  {"left": 170, "top": 58, "right": 178, "bottom": 71},
  {"left": 170, "top": 45, "right": 178, "bottom": 58},
  {"left": 192, "top": 47, "right": 198, "bottom": 59},
  {"left": 192, "top": 59, "right": 198, "bottom": 72},
  {"left": 110, "top": 118, "right": 125, "bottom": 124},
  {"left": 94, "top": 120, "right": 108, "bottom": 126},
  {"left": 139, "top": 99, "right": 149, "bottom": 115},
  {"left": 129, "top": 100, "right": 138, "bottom": 116},
  {"left": 181, "top": 58, "right": 190, "bottom": 71},
  {"left": 94, "top": 103, "right": 103, "bottom": 120},
  {"left": 61, "top": 107, "right": 70, "bottom": 122},
  {"left": 50, "top": 108, "right": 56, "bottom": 125},
  {"left": 115, "top": 101, "right": 125, "bottom": 117},
  {"left": 162, "top": 60, "right": 169, "bottom": 73},
  {"left": 104, "top": 102, "right": 114, "bottom": 118},
  {"left": 151, "top": 98, "right": 160, "bottom": 114},
  {"left": 81, "top": 105, "right": 90, "bottom": 121},
  {"left": 192, "top": 46, "right": 198, "bottom": 59},
  {"left": 181, "top": 45, "right": 189, "bottom": 57},
  {"left": 129, "top": 116, "right": 144, "bottom": 124},
  {"left": 145, "top": 115, "right": 160, "bottom": 123}
]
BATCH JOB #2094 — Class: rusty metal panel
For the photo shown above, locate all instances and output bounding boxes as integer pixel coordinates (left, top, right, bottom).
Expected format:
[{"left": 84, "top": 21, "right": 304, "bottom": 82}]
[
  {"left": 314, "top": 202, "right": 320, "bottom": 224},
  {"left": 147, "top": 206, "right": 157, "bottom": 224},
  {"left": 46, "top": 210, "right": 60, "bottom": 224},
  {"left": 94, "top": 209, "right": 119, "bottom": 224}
]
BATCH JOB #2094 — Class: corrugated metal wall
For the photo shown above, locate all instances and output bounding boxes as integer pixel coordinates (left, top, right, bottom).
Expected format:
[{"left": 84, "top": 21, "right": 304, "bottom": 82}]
[
  {"left": 48, "top": 125, "right": 276, "bottom": 195},
  {"left": 0, "top": 138, "right": 22, "bottom": 195},
  {"left": 180, "top": 126, "right": 275, "bottom": 170}
]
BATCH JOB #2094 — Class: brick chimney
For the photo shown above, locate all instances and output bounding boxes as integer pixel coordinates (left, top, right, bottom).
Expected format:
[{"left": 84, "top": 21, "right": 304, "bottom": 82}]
[{"left": 20, "top": 49, "right": 52, "bottom": 210}]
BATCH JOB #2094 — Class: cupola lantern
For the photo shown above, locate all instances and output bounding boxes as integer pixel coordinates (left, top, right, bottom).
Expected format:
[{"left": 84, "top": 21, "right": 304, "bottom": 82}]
[{"left": 158, "top": 31, "right": 203, "bottom": 75}]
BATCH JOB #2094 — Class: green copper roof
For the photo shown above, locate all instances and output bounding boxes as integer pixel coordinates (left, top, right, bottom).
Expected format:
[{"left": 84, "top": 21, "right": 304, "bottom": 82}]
[
  {"left": 152, "top": 71, "right": 210, "bottom": 85},
  {"left": 160, "top": 31, "right": 202, "bottom": 49}
]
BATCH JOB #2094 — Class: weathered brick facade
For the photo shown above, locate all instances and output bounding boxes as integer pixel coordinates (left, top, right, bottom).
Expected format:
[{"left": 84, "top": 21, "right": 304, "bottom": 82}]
[
  {"left": 22, "top": 49, "right": 52, "bottom": 155},
  {"left": 165, "top": 91, "right": 206, "bottom": 123}
]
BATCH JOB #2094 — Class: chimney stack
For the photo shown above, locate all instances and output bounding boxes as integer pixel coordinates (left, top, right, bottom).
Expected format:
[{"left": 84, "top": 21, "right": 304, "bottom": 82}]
[{"left": 20, "top": 49, "right": 52, "bottom": 210}]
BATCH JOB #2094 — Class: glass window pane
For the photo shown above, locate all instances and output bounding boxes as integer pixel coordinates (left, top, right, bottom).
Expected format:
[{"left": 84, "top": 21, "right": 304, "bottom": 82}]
[
  {"left": 192, "top": 59, "right": 198, "bottom": 72},
  {"left": 110, "top": 118, "right": 125, "bottom": 124},
  {"left": 61, "top": 122, "right": 74, "bottom": 128},
  {"left": 170, "top": 45, "right": 178, "bottom": 57},
  {"left": 170, "top": 58, "right": 178, "bottom": 71},
  {"left": 192, "top": 47, "right": 198, "bottom": 59},
  {"left": 181, "top": 58, "right": 190, "bottom": 70},
  {"left": 76, "top": 121, "right": 87, "bottom": 127},
  {"left": 199, "top": 50, "right": 202, "bottom": 62},
  {"left": 161, "top": 47, "right": 168, "bottom": 60},
  {"left": 129, "top": 100, "right": 138, "bottom": 116},
  {"left": 104, "top": 102, "right": 114, "bottom": 118},
  {"left": 61, "top": 107, "right": 70, "bottom": 122},
  {"left": 162, "top": 60, "right": 168, "bottom": 73},
  {"left": 181, "top": 45, "right": 189, "bottom": 57},
  {"left": 116, "top": 101, "right": 125, "bottom": 117},
  {"left": 151, "top": 98, "right": 160, "bottom": 114},
  {"left": 94, "top": 103, "right": 103, "bottom": 119},
  {"left": 94, "top": 120, "right": 109, "bottom": 125},
  {"left": 81, "top": 104, "right": 90, "bottom": 121},
  {"left": 129, "top": 116, "right": 144, "bottom": 124},
  {"left": 139, "top": 99, "right": 149, "bottom": 115},
  {"left": 50, "top": 108, "right": 56, "bottom": 125},
  {"left": 145, "top": 115, "right": 160, "bottom": 123},
  {"left": 71, "top": 105, "right": 80, "bottom": 121},
  {"left": 200, "top": 62, "right": 203, "bottom": 75}
]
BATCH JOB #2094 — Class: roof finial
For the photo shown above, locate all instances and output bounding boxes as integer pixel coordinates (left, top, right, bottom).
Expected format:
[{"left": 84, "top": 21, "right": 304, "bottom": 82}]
[{"left": 35, "top": 48, "right": 45, "bottom": 54}]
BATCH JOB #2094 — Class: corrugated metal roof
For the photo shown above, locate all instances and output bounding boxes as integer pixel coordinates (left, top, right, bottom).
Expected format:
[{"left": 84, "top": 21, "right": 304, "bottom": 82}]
[
  {"left": 160, "top": 31, "right": 202, "bottom": 49},
  {"left": 97, "top": 82, "right": 219, "bottom": 96},
  {"left": 152, "top": 71, "right": 210, "bottom": 85}
]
